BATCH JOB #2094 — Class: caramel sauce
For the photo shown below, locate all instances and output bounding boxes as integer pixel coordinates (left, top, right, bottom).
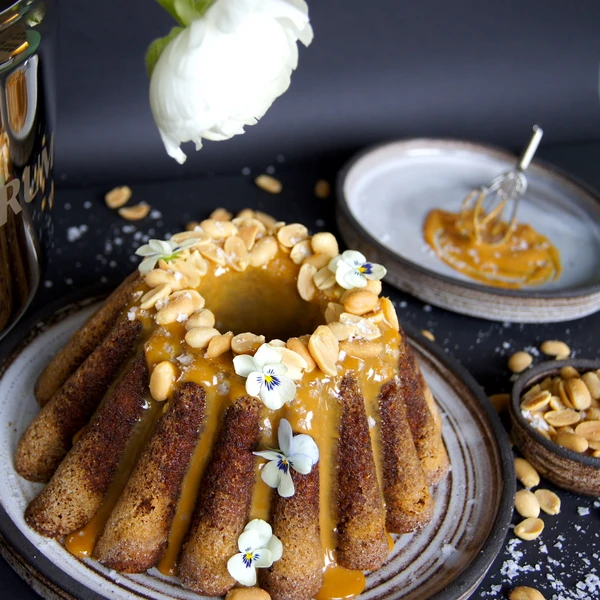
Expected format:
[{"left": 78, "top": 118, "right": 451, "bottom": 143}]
[
  {"left": 68, "top": 248, "right": 402, "bottom": 599},
  {"left": 65, "top": 392, "right": 160, "bottom": 558},
  {"left": 315, "top": 565, "right": 367, "bottom": 600},
  {"left": 156, "top": 361, "right": 241, "bottom": 575},
  {"left": 423, "top": 208, "right": 561, "bottom": 289}
]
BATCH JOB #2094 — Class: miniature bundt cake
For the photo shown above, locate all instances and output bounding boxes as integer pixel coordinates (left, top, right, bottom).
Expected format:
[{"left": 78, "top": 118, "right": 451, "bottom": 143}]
[{"left": 15, "top": 208, "right": 450, "bottom": 600}]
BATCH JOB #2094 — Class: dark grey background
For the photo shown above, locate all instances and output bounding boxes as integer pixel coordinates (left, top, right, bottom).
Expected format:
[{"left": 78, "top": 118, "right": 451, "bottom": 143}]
[{"left": 55, "top": 0, "right": 600, "bottom": 186}]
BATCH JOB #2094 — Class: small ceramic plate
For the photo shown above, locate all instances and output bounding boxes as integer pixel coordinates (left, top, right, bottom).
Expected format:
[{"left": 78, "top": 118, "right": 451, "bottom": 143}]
[
  {"left": 337, "top": 138, "right": 600, "bottom": 322},
  {"left": 509, "top": 358, "right": 600, "bottom": 496},
  {"left": 0, "top": 299, "right": 514, "bottom": 600}
]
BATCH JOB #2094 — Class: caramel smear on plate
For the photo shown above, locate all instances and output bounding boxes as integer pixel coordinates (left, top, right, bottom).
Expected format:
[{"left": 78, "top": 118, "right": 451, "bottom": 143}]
[{"left": 423, "top": 208, "right": 561, "bottom": 289}]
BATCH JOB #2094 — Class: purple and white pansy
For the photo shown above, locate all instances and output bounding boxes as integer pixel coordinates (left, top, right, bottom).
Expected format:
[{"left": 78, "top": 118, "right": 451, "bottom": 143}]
[
  {"left": 254, "top": 418, "right": 319, "bottom": 498},
  {"left": 135, "top": 238, "right": 202, "bottom": 275},
  {"left": 233, "top": 344, "right": 297, "bottom": 410},
  {"left": 226, "top": 519, "right": 283, "bottom": 587},
  {"left": 328, "top": 249, "right": 387, "bottom": 290}
]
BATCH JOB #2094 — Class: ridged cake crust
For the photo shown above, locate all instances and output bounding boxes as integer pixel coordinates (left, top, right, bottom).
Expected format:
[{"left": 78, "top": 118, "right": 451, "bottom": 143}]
[
  {"left": 34, "top": 272, "right": 141, "bottom": 408},
  {"left": 24, "top": 354, "right": 149, "bottom": 538},
  {"left": 178, "top": 397, "right": 263, "bottom": 596},
  {"left": 379, "top": 379, "right": 434, "bottom": 533},
  {"left": 399, "top": 338, "right": 450, "bottom": 485},
  {"left": 15, "top": 316, "right": 142, "bottom": 483},
  {"left": 94, "top": 381, "right": 207, "bottom": 572},
  {"left": 336, "top": 376, "right": 389, "bottom": 570},
  {"left": 259, "top": 469, "right": 323, "bottom": 600}
]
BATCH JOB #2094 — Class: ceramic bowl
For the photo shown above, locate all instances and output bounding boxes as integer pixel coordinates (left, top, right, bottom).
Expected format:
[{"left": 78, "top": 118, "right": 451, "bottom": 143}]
[{"left": 509, "top": 358, "right": 600, "bottom": 496}]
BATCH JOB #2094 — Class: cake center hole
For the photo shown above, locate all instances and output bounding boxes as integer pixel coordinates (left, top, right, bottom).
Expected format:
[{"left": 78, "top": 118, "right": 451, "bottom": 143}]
[{"left": 198, "top": 258, "right": 326, "bottom": 340}]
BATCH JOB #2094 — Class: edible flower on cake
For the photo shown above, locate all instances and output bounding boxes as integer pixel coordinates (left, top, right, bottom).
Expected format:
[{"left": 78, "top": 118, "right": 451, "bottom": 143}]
[
  {"left": 254, "top": 418, "right": 319, "bottom": 497},
  {"left": 148, "top": 0, "right": 313, "bottom": 163},
  {"left": 227, "top": 519, "right": 283, "bottom": 586},
  {"left": 135, "top": 237, "right": 207, "bottom": 275},
  {"left": 233, "top": 343, "right": 297, "bottom": 409},
  {"left": 328, "top": 250, "right": 387, "bottom": 290}
]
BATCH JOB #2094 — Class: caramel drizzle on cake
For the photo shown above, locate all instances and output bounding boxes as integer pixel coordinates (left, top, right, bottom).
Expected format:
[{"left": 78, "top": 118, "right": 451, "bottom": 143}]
[{"left": 16, "top": 208, "right": 450, "bottom": 600}]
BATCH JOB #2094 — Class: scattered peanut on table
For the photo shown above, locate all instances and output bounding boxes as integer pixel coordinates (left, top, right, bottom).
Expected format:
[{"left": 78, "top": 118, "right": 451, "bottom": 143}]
[
  {"left": 509, "top": 586, "right": 546, "bottom": 600},
  {"left": 255, "top": 174, "right": 282, "bottom": 194},
  {"left": 508, "top": 351, "right": 533, "bottom": 373}
]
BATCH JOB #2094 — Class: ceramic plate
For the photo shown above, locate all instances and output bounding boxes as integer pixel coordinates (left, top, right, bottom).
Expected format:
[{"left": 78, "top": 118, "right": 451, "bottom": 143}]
[
  {"left": 337, "top": 138, "right": 600, "bottom": 322},
  {"left": 0, "top": 299, "right": 514, "bottom": 600}
]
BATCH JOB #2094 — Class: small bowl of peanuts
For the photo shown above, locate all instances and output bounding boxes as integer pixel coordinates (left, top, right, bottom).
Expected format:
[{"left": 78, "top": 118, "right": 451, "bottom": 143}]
[{"left": 509, "top": 357, "right": 600, "bottom": 496}]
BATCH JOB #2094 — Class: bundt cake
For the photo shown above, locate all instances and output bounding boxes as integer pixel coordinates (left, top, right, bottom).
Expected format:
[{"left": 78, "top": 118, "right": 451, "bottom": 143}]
[{"left": 15, "top": 208, "right": 450, "bottom": 600}]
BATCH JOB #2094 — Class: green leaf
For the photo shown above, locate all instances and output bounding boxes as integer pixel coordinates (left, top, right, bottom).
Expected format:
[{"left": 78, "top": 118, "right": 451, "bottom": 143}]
[
  {"left": 145, "top": 26, "right": 183, "bottom": 77},
  {"left": 156, "top": 0, "right": 217, "bottom": 26},
  {"left": 177, "top": 0, "right": 217, "bottom": 25},
  {"left": 156, "top": 0, "right": 186, "bottom": 25}
]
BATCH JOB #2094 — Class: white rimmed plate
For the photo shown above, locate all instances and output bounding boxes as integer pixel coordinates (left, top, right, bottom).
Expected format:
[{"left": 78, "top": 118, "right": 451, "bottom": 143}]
[
  {"left": 337, "top": 138, "right": 600, "bottom": 322},
  {"left": 0, "top": 298, "right": 514, "bottom": 600}
]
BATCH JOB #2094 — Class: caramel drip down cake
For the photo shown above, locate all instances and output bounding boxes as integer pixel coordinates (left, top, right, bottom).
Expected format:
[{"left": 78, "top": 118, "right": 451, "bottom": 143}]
[{"left": 15, "top": 208, "right": 450, "bottom": 600}]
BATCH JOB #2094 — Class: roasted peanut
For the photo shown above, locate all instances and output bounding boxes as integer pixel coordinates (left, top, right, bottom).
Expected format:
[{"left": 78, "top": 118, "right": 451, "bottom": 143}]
[
  {"left": 149, "top": 361, "right": 177, "bottom": 401},
  {"left": 232, "top": 332, "right": 266, "bottom": 355},
  {"left": 185, "top": 327, "right": 220, "bottom": 349},
  {"left": 118, "top": 203, "right": 150, "bottom": 220},
  {"left": 297, "top": 263, "right": 318, "bottom": 301},
  {"left": 553, "top": 431, "right": 588, "bottom": 453},
  {"left": 508, "top": 351, "right": 533, "bottom": 374},
  {"left": 205, "top": 332, "right": 234, "bottom": 359},
  {"left": 514, "top": 517, "right": 544, "bottom": 541},
  {"left": 277, "top": 223, "right": 309, "bottom": 248},
  {"left": 582, "top": 371, "right": 600, "bottom": 400},
  {"left": 140, "top": 283, "right": 171, "bottom": 310},
  {"left": 308, "top": 325, "right": 339, "bottom": 376},
  {"left": 521, "top": 390, "right": 551, "bottom": 412},
  {"left": 540, "top": 340, "right": 570, "bottom": 358},
  {"left": 314, "top": 179, "right": 331, "bottom": 199},
  {"left": 514, "top": 458, "right": 540, "bottom": 489},
  {"left": 255, "top": 174, "right": 282, "bottom": 194},
  {"left": 311, "top": 232, "right": 338, "bottom": 257},
  {"left": 342, "top": 289, "right": 379, "bottom": 316},
  {"left": 249, "top": 236, "right": 278, "bottom": 267},
  {"left": 565, "top": 377, "right": 592, "bottom": 410},
  {"left": 225, "top": 587, "right": 271, "bottom": 600},
  {"left": 509, "top": 586, "right": 546, "bottom": 600},
  {"left": 534, "top": 489, "right": 561, "bottom": 515},
  {"left": 105, "top": 185, "right": 132, "bottom": 208},
  {"left": 514, "top": 489, "right": 540, "bottom": 518}
]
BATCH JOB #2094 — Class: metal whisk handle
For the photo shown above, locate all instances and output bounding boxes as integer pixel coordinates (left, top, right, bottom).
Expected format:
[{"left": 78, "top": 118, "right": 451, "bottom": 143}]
[{"left": 517, "top": 125, "right": 544, "bottom": 172}]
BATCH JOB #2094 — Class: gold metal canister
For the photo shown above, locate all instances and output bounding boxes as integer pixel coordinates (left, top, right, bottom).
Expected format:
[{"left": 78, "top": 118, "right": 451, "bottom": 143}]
[{"left": 0, "top": 0, "right": 55, "bottom": 341}]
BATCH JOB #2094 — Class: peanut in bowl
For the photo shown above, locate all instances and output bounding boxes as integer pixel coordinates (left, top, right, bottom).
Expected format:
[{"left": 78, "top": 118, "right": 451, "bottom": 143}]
[{"left": 509, "top": 358, "right": 600, "bottom": 496}]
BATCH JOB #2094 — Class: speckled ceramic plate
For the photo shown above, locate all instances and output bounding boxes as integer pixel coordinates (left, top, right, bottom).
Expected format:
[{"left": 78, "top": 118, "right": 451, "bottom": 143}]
[
  {"left": 337, "top": 138, "right": 600, "bottom": 322},
  {"left": 0, "top": 298, "right": 514, "bottom": 600}
]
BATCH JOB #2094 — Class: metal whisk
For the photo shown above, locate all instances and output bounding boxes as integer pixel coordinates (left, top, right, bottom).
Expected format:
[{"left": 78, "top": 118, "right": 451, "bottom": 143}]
[{"left": 462, "top": 125, "right": 543, "bottom": 245}]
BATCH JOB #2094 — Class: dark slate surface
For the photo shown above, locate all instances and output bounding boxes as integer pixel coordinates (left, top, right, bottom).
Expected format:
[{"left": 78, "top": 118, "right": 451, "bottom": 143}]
[{"left": 0, "top": 142, "right": 599, "bottom": 599}]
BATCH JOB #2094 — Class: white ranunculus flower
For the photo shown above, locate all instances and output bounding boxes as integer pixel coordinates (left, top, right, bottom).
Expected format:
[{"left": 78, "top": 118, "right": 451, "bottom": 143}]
[{"left": 149, "top": 0, "right": 313, "bottom": 164}]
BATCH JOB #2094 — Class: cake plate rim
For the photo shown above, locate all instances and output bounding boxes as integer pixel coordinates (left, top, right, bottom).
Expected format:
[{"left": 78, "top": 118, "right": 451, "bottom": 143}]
[{"left": 0, "top": 287, "right": 515, "bottom": 600}]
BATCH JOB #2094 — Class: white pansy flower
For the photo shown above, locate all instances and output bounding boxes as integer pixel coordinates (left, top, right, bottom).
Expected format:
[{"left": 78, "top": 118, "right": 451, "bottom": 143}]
[
  {"left": 135, "top": 238, "right": 201, "bottom": 275},
  {"left": 328, "top": 250, "right": 387, "bottom": 290},
  {"left": 226, "top": 519, "right": 283, "bottom": 587},
  {"left": 254, "top": 418, "right": 319, "bottom": 497},
  {"left": 233, "top": 343, "right": 296, "bottom": 410},
  {"left": 149, "top": 0, "right": 313, "bottom": 164}
]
